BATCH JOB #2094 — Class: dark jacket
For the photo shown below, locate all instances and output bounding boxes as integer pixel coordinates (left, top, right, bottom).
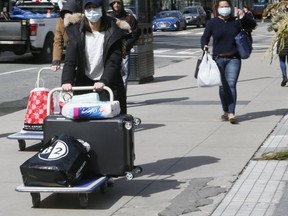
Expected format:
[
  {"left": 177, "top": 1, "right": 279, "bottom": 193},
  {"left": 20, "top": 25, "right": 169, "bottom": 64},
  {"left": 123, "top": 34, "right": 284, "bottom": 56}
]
[
  {"left": 109, "top": 0, "right": 140, "bottom": 53},
  {"left": 62, "top": 16, "right": 127, "bottom": 114},
  {"left": 201, "top": 15, "right": 257, "bottom": 56}
]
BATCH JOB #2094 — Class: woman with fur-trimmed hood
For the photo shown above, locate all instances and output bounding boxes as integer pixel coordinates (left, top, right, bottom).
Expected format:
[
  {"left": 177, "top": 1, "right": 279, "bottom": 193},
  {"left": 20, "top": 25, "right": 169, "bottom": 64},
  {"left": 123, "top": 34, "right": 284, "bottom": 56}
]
[
  {"left": 61, "top": 0, "right": 129, "bottom": 114},
  {"left": 51, "top": 0, "right": 81, "bottom": 71}
]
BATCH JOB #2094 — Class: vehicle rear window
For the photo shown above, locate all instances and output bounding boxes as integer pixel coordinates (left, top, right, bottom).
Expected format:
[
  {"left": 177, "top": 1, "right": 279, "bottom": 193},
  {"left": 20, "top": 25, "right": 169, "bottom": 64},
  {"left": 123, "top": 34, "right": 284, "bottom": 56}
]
[{"left": 183, "top": 8, "right": 197, "bottom": 14}]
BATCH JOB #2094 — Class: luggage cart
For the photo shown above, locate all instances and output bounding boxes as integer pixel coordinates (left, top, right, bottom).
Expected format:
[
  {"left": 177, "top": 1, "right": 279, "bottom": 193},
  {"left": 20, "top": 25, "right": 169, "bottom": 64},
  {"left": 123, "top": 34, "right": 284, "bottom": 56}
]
[
  {"left": 15, "top": 86, "right": 142, "bottom": 208},
  {"left": 7, "top": 67, "right": 58, "bottom": 151}
]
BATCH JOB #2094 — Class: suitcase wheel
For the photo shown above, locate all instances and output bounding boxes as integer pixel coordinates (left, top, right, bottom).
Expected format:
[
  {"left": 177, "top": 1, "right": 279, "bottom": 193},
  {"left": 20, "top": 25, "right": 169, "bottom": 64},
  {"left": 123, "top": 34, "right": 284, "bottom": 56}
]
[
  {"left": 133, "top": 118, "right": 141, "bottom": 126},
  {"left": 125, "top": 172, "right": 134, "bottom": 180},
  {"left": 79, "top": 193, "right": 88, "bottom": 208},
  {"left": 30, "top": 192, "right": 41, "bottom": 208},
  {"left": 100, "top": 182, "right": 107, "bottom": 193},
  {"left": 133, "top": 166, "right": 142, "bottom": 174}
]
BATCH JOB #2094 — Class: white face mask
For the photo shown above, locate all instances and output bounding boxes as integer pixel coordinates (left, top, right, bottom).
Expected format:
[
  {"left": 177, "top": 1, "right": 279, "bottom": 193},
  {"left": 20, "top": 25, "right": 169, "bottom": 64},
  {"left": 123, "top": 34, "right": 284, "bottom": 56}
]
[
  {"left": 85, "top": 8, "right": 102, "bottom": 23},
  {"left": 218, "top": 7, "right": 231, "bottom": 17}
]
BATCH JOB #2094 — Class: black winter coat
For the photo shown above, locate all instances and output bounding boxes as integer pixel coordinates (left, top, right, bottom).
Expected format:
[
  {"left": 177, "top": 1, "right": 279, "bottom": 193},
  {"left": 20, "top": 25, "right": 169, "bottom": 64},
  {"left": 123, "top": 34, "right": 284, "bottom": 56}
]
[{"left": 62, "top": 16, "right": 127, "bottom": 114}]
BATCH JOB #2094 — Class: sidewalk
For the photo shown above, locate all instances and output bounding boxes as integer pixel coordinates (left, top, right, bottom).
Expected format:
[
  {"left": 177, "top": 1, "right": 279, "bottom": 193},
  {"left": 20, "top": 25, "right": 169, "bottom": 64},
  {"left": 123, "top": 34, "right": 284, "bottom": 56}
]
[
  {"left": 211, "top": 115, "right": 288, "bottom": 216},
  {"left": 1, "top": 25, "right": 288, "bottom": 216}
]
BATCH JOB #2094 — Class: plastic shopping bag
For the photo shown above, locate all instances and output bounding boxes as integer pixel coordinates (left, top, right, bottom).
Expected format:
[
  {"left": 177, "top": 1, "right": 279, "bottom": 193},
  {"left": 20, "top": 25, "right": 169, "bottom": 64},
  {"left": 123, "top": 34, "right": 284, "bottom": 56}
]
[
  {"left": 197, "top": 51, "right": 222, "bottom": 87},
  {"left": 23, "top": 87, "right": 54, "bottom": 131}
]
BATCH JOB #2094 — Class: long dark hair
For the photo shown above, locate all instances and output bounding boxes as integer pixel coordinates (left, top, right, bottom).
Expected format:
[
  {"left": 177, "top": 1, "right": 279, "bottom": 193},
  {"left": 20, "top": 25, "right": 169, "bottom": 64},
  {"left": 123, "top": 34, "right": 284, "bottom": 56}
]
[{"left": 216, "top": 0, "right": 232, "bottom": 7}]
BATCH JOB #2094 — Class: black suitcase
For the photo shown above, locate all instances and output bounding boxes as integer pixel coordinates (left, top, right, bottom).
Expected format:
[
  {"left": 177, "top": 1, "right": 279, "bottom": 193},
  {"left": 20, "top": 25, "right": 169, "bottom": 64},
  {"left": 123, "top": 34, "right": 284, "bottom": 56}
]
[{"left": 43, "top": 114, "right": 137, "bottom": 178}]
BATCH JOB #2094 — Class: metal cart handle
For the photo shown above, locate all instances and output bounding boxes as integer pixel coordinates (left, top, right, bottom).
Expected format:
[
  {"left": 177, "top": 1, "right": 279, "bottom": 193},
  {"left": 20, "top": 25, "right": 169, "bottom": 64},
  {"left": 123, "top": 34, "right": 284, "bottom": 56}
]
[
  {"left": 47, "top": 86, "right": 114, "bottom": 116},
  {"left": 36, "top": 67, "right": 53, "bottom": 88}
]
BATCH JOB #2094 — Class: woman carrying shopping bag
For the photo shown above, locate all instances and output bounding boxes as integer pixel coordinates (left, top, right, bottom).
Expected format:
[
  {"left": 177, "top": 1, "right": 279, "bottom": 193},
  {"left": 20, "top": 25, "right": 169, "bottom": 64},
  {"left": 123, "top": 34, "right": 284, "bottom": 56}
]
[{"left": 201, "top": 0, "right": 256, "bottom": 124}]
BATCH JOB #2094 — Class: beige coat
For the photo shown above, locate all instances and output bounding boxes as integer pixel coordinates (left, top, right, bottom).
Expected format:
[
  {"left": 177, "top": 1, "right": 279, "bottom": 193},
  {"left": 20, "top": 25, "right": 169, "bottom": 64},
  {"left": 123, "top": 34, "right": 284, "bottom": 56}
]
[{"left": 52, "top": 13, "right": 82, "bottom": 65}]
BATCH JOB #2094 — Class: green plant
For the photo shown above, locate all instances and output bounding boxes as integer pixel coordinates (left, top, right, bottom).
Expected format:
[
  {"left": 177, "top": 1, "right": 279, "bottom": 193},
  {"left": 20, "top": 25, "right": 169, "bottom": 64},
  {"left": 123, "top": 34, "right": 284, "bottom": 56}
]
[
  {"left": 256, "top": 150, "right": 288, "bottom": 160},
  {"left": 263, "top": 1, "right": 288, "bottom": 62}
]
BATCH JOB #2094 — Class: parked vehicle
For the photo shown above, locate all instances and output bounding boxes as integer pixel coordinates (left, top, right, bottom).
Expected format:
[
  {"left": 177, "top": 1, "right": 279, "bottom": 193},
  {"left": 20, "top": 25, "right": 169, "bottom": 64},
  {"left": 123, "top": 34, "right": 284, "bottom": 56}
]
[
  {"left": 0, "top": 0, "right": 59, "bottom": 63},
  {"left": 182, "top": 6, "right": 207, "bottom": 28},
  {"left": 252, "top": 2, "right": 268, "bottom": 19},
  {"left": 152, "top": 10, "right": 187, "bottom": 31}
]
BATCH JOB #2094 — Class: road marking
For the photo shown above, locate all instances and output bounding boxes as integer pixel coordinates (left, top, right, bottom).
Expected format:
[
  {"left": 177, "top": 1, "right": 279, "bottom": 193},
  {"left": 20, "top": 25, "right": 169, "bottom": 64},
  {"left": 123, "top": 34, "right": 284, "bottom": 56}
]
[
  {"left": 153, "top": 48, "right": 203, "bottom": 57},
  {"left": 0, "top": 68, "right": 38, "bottom": 76},
  {"left": 154, "top": 49, "right": 173, "bottom": 53},
  {"left": 154, "top": 54, "right": 192, "bottom": 58},
  {"left": 177, "top": 49, "right": 198, "bottom": 54},
  {"left": 194, "top": 32, "right": 204, "bottom": 35}
]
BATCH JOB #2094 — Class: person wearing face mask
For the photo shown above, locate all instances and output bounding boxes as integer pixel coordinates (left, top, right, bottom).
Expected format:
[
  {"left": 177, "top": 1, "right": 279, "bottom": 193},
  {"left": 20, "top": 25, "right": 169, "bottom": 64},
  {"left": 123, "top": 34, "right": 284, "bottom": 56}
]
[
  {"left": 61, "top": 0, "right": 128, "bottom": 114},
  {"left": 201, "top": 0, "right": 256, "bottom": 124}
]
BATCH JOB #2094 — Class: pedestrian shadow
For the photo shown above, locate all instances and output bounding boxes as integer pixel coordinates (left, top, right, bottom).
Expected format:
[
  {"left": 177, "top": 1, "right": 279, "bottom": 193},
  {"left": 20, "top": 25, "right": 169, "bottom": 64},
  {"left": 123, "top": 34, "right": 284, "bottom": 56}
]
[
  {"left": 128, "top": 97, "right": 190, "bottom": 107},
  {"left": 149, "top": 75, "right": 187, "bottom": 83},
  {"left": 238, "top": 76, "right": 272, "bottom": 83},
  {"left": 37, "top": 155, "right": 219, "bottom": 209},
  {"left": 238, "top": 108, "right": 288, "bottom": 122},
  {"left": 134, "top": 123, "right": 165, "bottom": 132},
  {"left": 128, "top": 86, "right": 195, "bottom": 98},
  {"left": 0, "top": 132, "right": 15, "bottom": 139},
  {"left": 0, "top": 96, "right": 28, "bottom": 117},
  {"left": 135, "top": 155, "right": 220, "bottom": 178}
]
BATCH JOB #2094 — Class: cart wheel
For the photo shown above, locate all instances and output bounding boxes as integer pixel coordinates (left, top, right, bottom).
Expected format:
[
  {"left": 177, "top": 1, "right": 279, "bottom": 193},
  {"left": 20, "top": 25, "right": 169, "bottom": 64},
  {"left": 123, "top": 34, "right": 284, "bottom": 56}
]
[
  {"left": 126, "top": 172, "right": 134, "bottom": 180},
  {"left": 30, "top": 192, "right": 41, "bottom": 208},
  {"left": 133, "top": 118, "right": 141, "bottom": 126},
  {"left": 134, "top": 166, "right": 143, "bottom": 174},
  {"left": 79, "top": 193, "right": 88, "bottom": 208},
  {"left": 18, "top": 140, "right": 26, "bottom": 151},
  {"left": 106, "top": 178, "right": 114, "bottom": 188},
  {"left": 100, "top": 182, "right": 107, "bottom": 193}
]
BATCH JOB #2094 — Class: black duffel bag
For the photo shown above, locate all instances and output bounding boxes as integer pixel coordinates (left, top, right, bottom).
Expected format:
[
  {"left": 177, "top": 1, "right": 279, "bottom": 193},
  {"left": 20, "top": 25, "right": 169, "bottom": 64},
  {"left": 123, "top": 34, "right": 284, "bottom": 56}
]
[{"left": 20, "top": 134, "right": 89, "bottom": 187}]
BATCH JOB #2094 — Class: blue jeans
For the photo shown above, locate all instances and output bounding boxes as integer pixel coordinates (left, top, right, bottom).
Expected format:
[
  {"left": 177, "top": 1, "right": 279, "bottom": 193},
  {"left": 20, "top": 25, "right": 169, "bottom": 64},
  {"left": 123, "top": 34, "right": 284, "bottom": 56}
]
[
  {"left": 279, "top": 55, "right": 287, "bottom": 77},
  {"left": 214, "top": 56, "right": 241, "bottom": 114}
]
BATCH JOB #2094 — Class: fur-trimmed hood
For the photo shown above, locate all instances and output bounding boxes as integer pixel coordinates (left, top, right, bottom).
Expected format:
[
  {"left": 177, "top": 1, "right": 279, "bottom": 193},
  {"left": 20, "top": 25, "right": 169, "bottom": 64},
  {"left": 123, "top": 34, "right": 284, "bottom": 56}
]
[
  {"left": 64, "top": 13, "right": 131, "bottom": 32},
  {"left": 64, "top": 13, "right": 83, "bottom": 27}
]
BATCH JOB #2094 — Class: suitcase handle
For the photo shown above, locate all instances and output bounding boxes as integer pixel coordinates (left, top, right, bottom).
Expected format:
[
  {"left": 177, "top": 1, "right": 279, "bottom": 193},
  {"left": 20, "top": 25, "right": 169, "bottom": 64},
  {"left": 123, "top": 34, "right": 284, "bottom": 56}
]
[{"left": 47, "top": 86, "right": 114, "bottom": 115}]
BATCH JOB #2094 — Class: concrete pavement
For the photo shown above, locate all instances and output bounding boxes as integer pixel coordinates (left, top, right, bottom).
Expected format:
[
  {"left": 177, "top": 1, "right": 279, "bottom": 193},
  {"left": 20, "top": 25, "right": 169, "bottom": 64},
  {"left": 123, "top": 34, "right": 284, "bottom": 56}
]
[{"left": 1, "top": 22, "right": 288, "bottom": 216}]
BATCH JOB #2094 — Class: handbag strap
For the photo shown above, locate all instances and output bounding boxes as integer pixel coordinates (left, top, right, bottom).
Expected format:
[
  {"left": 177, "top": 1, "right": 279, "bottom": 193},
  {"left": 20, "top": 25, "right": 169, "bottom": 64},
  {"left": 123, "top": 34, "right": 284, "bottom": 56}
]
[
  {"left": 200, "top": 50, "right": 205, "bottom": 59},
  {"left": 237, "top": 18, "right": 245, "bottom": 30}
]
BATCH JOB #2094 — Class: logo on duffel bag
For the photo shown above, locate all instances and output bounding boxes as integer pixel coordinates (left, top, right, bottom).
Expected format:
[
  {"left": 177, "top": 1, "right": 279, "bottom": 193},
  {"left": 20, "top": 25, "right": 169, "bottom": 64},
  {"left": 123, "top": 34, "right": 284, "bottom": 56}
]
[{"left": 38, "top": 140, "right": 69, "bottom": 161}]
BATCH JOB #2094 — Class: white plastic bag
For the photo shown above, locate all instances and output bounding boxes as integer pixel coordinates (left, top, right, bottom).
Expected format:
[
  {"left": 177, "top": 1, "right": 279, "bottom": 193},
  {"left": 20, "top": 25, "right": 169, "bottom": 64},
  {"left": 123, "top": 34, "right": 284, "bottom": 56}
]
[{"left": 197, "top": 52, "right": 222, "bottom": 87}]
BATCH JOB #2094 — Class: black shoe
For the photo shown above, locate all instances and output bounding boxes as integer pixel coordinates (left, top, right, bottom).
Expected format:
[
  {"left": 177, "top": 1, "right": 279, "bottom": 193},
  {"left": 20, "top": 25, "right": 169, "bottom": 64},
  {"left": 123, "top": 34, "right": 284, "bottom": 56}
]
[{"left": 281, "top": 76, "right": 288, "bottom": 87}]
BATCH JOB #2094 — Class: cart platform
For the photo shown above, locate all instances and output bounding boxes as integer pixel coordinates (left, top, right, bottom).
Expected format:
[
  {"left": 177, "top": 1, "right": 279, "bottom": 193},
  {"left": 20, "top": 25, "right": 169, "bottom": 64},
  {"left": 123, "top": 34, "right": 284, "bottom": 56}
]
[{"left": 16, "top": 176, "right": 109, "bottom": 208}]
